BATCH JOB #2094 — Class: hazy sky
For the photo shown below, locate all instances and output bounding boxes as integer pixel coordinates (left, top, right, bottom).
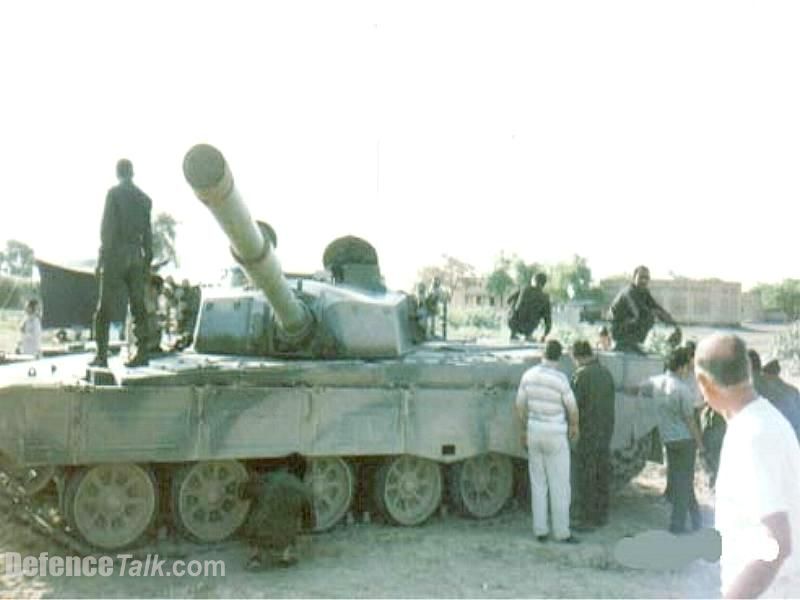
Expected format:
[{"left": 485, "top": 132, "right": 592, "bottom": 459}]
[{"left": 2, "top": 1, "right": 799, "bottom": 291}]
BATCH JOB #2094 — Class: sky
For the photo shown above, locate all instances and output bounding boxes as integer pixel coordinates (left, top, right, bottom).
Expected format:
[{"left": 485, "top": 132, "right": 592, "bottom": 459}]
[{"left": 1, "top": 1, "right": 799, "bottom": 292}]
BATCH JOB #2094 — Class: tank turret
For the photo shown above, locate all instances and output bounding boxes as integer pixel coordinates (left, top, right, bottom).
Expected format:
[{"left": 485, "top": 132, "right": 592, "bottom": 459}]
[
  {"left": 183, "top": 144, "right": 314, "bottom": 344},
  {"left": 183, "top": 143, "right": 413, "bottom": 358}
]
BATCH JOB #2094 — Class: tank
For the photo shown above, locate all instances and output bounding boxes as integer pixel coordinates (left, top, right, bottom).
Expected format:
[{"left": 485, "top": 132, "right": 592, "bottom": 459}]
[{"left": 0, "top": 144, "right": 664, "bottom": 551}]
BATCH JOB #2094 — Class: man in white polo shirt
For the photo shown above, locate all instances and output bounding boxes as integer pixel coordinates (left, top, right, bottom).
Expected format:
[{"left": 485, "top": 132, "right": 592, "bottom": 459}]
[
  {"left": 695, "top": 333, "right": 800, "bottom": 598},
  {"left": 515, "top": 340, "right": 580, "bottom": 544}
]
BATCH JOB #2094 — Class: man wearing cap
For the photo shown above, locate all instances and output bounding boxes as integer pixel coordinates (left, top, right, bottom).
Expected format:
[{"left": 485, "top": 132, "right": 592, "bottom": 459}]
[
  {"left": 609, "top": 266, "right": 680, "bottom": 353},
  {"left": 89, "top": 158, "right": 153, "bottom": 368}
]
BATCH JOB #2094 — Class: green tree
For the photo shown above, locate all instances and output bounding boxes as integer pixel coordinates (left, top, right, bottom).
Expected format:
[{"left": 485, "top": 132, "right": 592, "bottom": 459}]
[
  {"left": 1, "top": 240, "right": 35, "bottom": 277},
  {"left": 748, "top": 280, "right": 800, "bottom": 320},
  {"left": 545, "top": 255, "right": 589, "bottom": 303},
  {"left": 775, "top": 279, "right": 800, "bottom": 320},
  {"left": 485, "top": 253, "right": 515, "bottom": 302},
  {"left": 509, "top": 258, "right": 543, "bottom": 287},
  {"left": 752, "top": 283, "right": 779, "bottom": 314},
  {"left": 152, "top": 212, "right": 178, "bottom": 267},
  {"left": 417, "top": 255, "right": 476, "bottom": 291}
]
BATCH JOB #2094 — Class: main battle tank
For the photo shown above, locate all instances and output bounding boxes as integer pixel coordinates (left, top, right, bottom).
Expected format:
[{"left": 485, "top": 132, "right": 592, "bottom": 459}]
[{"left": 0, "top": 144, "right": 664, "bottom": 552}]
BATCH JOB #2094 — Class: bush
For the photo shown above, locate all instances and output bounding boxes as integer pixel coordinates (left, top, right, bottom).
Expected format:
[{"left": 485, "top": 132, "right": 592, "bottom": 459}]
[{"left": 447, "top": 307, "right": 504, "bottom": 331}]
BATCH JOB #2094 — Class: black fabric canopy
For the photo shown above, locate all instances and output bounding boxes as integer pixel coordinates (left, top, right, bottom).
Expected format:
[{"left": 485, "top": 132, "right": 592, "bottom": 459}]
[{"left": 36, "top": 259, "right": 126, "bottom": 329}]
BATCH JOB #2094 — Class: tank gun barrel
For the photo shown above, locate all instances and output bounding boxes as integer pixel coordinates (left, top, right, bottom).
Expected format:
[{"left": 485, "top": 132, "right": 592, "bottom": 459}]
[{"left": 182, "top": 144, "right": 313, "bottom": 342}]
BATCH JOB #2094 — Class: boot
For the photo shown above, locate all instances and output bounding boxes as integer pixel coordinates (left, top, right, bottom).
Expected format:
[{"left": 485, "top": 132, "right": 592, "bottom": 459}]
[
  {"left": 92, "top": 321, "right": 110, "bottom": 368},
  {"left": 88, "top": 355, "right": 108, "bottom": 368},
  {"left": 124, "top": 352, "right": 149, "bottom": 368}
]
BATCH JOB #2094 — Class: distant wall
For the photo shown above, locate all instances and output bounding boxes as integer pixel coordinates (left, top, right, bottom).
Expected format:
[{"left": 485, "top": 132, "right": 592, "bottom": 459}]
[{"left": 600, "top": 278, "right": 742, "bottom": 326}]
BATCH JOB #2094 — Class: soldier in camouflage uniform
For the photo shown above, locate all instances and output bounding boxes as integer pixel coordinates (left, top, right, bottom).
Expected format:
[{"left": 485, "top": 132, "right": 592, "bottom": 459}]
[{"left": 89, "top": 159, "right": 153, "bottom": 368}]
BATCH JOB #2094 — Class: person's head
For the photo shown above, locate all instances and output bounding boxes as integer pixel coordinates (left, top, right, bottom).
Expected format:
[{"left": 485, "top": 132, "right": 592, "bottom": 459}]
[
  {"left": 694, "top": 334, "right": 752, "bottom": 413},
  {"left": 534, "top": 272, "right": 547, "bottom": 288},
  {"left": 762, "top": 359, "right": 781, "bottom": 377},
  {"left": 632, "top": 266, "right": 650, "bottom": 289},
  {"left": 597, "top": 325, "right": 611, "bottom": 350},
  {"left": 684, "top": 340, "right": 697, "bottom": 359},
  {"left": 572, "top": 339, "right": 593, "bottom": 363},
  {"left": 25, "top": 299, "right": 39, "bottom": 315},
  {"left": 116, "top": 158, "right": 133, "bottom": 181},
  {"left": 665, "top": 346, "right": 691, "bottom": 375},
  {"left": 544, "top": 339, "right": 562, "bottom": 362}
]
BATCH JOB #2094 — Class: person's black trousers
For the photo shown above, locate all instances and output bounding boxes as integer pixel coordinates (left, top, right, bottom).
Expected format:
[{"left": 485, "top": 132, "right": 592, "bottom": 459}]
[
  {"left": 575, "top": 440, "right": 612, "bottom": 526},
  {"left": 664, "top": 439, "right": 700, "bottom": 533}
]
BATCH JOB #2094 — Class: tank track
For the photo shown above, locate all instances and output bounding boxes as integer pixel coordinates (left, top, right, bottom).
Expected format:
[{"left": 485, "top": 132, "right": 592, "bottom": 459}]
[
  {"left": 0, "top": 469, "right": 96, "bottom": 556},
  {"left": 0, "top": 468, "right": 207, "bottom": 563}
]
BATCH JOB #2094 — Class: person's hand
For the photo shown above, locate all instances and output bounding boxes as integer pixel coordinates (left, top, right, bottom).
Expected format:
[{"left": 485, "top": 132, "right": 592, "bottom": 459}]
[{"left": 568, "top": 426, "right": 579, "bottom": 443}]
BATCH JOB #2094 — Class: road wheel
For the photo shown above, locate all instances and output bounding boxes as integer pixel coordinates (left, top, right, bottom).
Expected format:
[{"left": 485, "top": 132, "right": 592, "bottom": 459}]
[
  {"left": 448, "top": 453, "right": 513, "bottom": 518},
  {"left": 373, "top": 455, "right": 442, "bottom": 526},
  {"left": 0, "top": 454, "right": 55, "bottom": 496},
  {"left": 304, "top": 457, "right": 355, "bottom": 532},
  {"left": 171, "top": 460, "right": 251, "bottom": 543},
  {"left": 65, "top": 464, "right": 157, "bottom": 550}
]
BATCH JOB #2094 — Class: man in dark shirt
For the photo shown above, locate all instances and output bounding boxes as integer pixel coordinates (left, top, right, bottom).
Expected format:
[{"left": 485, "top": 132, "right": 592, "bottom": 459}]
[
  {"left": 570, "top": 340, "right": 616, "bottom": 530},
  {"left": 507, "top": 272, "right": 552, "bottom": 342},
  {"left": 760, "top": 359, "right": 800, "bottom": 440},
  {"left": 89, "top": 159, "right": 153, "bottom": 368},
  {"left": 609, "top": 266, "right": 680, "bottom": 353}
]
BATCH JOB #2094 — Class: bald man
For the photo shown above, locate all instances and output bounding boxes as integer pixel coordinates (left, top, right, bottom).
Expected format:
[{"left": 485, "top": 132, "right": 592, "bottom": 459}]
[{"left": 695, "top": 334, "right": 800, "bottom": 598}]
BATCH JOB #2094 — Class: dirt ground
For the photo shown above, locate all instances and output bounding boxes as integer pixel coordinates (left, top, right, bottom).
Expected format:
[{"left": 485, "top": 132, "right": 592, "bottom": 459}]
[{"left": 0, "top": 321, "right": 793, "bottom": 598}]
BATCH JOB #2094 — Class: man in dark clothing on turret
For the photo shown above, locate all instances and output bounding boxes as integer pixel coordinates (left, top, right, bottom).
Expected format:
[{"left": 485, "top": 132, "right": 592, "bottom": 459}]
[
  {"left": 609, "top": 266, "right": 680, "bottom": 353},
  {"left": 507, "top": 272, "right": 552, "bottom": 342},
  {"left": 89, "top": 159, "right": 153, "bottom": 368}
]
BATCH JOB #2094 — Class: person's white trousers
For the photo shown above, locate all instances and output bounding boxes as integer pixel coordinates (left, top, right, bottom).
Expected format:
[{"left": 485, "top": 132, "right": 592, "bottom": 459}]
[{"left": 528, "top": 427, "right": 571, "bottom": 540}]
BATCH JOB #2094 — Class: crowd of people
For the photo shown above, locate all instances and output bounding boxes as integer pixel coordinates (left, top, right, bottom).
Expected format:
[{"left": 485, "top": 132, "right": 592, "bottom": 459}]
[
  {"left": 410, "top": 276, "right": 449, "bottom": 340},
  {"left": 514, "top": 265, "right": 800, "bottom": 598}
]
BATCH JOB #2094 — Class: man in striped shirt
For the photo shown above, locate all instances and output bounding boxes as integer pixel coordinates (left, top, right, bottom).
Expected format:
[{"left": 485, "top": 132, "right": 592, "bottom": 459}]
[{"left": 516, "top": 340, "right": 580, "bottom": 543}]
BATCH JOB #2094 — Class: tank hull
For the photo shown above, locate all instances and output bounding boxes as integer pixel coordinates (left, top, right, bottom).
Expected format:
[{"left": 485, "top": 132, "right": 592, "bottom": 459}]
[{"left": 0, "top": 347, "right": 661, "bottom": 468}]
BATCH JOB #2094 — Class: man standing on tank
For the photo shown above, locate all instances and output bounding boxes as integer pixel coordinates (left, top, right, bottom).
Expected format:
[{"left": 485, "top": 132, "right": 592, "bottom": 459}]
[
  {"left": 609, "top": 266, "right": 680, "bottom": 353},
  {"left": 89, "top": 158, "right": 153, "bottom": 368}
]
